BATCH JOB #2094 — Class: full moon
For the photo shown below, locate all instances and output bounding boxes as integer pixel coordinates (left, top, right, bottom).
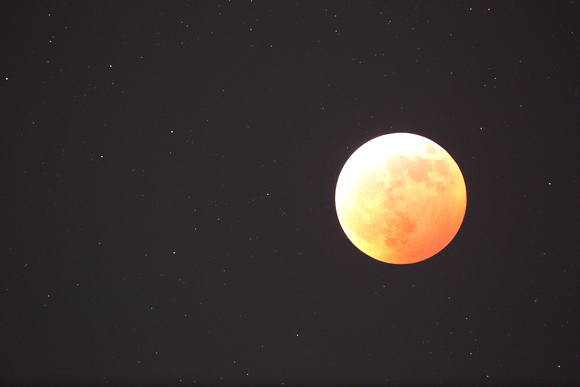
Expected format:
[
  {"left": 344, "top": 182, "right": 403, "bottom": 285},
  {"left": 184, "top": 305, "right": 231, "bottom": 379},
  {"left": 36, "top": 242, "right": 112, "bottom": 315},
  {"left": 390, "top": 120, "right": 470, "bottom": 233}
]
[{"left": 335, "top": 133, "right": 467, "bottom": 264}]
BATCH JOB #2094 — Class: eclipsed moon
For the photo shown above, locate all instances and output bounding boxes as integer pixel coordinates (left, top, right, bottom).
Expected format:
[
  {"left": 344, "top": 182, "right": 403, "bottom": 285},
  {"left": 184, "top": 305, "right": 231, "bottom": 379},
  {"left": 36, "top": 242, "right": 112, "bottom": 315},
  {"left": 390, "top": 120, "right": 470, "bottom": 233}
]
[{"left": 335, "top": 133, "right": 467, "bottom": 264}]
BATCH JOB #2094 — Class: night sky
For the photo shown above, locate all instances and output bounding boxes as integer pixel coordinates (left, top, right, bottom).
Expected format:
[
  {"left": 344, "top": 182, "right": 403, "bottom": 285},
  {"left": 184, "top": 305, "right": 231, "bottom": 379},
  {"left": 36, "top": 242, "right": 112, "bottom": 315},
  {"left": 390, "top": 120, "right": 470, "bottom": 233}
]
[{"left": 1, "top": 1, "right": 579, "bottom": 385}]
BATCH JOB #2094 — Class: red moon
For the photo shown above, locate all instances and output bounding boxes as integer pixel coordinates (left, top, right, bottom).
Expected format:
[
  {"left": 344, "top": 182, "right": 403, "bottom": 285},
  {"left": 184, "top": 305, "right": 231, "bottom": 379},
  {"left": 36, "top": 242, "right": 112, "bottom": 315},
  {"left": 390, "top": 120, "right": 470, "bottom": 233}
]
[{"left": 335, "top": 133, "right": 467, "bottom": 264}]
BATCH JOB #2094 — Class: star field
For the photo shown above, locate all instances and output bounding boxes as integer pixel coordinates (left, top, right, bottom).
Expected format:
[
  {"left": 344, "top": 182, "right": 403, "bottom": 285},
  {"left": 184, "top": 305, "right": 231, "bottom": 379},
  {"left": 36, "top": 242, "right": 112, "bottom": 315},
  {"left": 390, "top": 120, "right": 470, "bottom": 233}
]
[{"left": 1, "top": 1, "right": 579, "bottom": 385}]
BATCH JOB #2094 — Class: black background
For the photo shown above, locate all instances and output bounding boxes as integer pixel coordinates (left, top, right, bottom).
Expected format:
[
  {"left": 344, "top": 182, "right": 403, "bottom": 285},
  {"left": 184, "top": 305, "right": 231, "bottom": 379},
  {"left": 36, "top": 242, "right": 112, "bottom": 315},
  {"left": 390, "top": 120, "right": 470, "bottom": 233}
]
[{"left": 1, "top": 1, "right": 579, "bottom": 385}]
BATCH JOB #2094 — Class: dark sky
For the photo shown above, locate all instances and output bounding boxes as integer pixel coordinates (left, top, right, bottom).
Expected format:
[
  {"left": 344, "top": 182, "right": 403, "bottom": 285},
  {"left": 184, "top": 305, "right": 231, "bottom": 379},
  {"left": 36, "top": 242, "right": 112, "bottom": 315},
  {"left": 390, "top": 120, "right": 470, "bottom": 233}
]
[{"left": 1, "top": 1, "right": 579, "bottom": 385}]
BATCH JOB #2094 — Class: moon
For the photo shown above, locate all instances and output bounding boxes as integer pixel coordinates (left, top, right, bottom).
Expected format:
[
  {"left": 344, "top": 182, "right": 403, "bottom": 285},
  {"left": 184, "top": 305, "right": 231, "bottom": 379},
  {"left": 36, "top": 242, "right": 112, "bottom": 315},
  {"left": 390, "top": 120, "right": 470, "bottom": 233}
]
[{"left": 335, "top": 133, "right": 467, "bottom": 264}]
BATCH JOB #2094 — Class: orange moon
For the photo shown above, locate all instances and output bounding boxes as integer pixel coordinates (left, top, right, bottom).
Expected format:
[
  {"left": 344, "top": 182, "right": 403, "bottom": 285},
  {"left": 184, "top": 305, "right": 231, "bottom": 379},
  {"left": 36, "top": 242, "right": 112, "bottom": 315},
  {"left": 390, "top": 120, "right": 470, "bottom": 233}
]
[{"left": 335, "top": 133, "right": 467, "bottom": 264}]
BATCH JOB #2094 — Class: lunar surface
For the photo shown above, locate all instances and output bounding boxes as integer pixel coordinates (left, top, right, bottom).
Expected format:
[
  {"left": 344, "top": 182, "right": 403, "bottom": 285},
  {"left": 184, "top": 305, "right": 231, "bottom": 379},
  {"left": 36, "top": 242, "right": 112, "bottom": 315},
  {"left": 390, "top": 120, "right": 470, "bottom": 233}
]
[{"left": 335, "top": 133, "right": 467, "bottom": 264}]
